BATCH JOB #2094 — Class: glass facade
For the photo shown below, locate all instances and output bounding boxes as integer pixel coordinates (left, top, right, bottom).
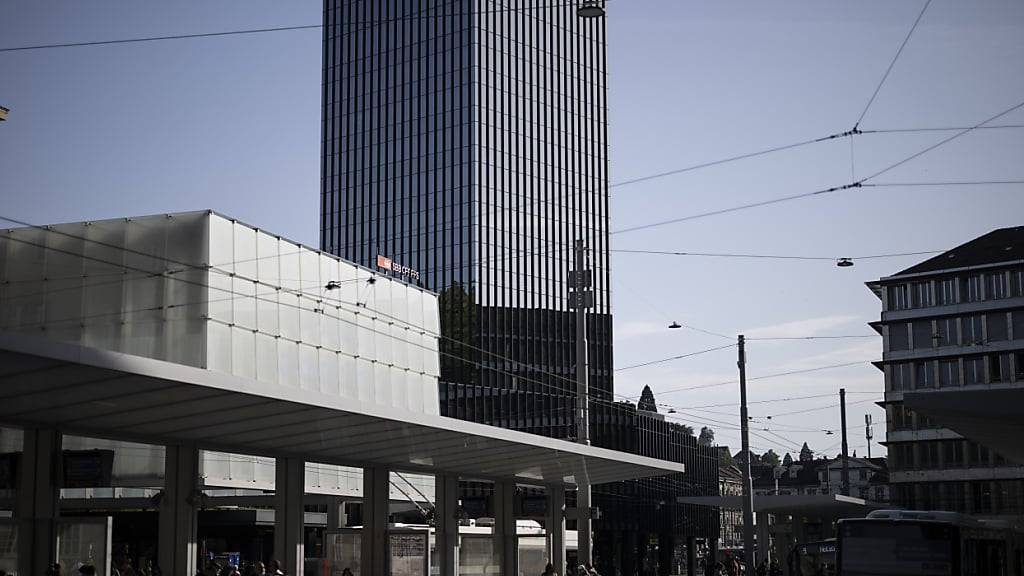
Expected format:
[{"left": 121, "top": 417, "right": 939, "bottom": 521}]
[{"left": 320, "top": 0, "right": 613, "bottom": 413}]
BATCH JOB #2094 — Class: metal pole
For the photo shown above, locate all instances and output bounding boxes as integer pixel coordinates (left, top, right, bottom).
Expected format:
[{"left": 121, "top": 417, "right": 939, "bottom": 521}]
[
  {"left": 738, "top": 335, "right": 756, "bottom": 568},
  {"left": 840, "top": 388, "right": 850, "bottom": 496},
  {"left": 865, "top": 414, "right": 873, "bottom": 459},
  {"left": 574, "top": 239, "right": 593, "bottom": 563}
]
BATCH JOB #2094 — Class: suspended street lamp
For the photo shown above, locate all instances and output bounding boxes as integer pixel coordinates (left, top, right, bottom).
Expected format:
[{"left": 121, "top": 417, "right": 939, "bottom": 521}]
[{"left": 577, "top": 0, "right": 606, "bottom": 18}]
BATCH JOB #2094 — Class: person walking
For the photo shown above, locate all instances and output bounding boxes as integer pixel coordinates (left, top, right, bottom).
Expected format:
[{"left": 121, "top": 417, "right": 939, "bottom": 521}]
[{"left": 541, "top": 562, "right": 558, "bottom": 576}]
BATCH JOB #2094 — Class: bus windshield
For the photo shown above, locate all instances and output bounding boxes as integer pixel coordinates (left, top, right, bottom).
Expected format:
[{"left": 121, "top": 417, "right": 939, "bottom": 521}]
[{"left": 840, "top": 521, "right": 955, "bottom": 576}]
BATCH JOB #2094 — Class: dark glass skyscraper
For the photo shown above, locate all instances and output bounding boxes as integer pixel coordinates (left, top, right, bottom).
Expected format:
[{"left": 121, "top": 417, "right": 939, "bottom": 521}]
[
  {"left": 320, "top": 3, "right": 722, "bottom": 569},
  {"left": 320, "top": 0, "right": 612, "bottom": 418}
]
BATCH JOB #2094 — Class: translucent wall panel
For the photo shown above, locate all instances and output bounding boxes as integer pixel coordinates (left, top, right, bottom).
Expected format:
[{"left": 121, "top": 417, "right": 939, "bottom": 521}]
[
  {"left": 0, "top": 212, "right": 441, "bottom": 417},
  {"left": 61, "top": 436, "right": 165, "bottom": 488},
  {"left": 0, "top": 213, "right": 209, "bottom": 368},
  {"left": 200, "top": 451, "right": 275, "bottom": 490}
]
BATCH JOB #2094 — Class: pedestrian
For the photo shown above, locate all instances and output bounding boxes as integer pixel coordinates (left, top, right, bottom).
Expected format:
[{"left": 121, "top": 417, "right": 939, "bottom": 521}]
[
  {"left": 541, "top": 562, "right": 558, "bottom": 576},
  {"left": 266, "top": 559, "right": 285, "bottom": 575},
  {"left": 584, "top": 562, "right": 601, "bottom": 576}
]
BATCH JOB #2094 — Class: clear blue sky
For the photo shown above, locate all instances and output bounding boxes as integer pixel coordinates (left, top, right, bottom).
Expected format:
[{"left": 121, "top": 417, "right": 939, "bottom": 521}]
[{"left": 2, "top": 0, "right": 1022, "bottom": 460}]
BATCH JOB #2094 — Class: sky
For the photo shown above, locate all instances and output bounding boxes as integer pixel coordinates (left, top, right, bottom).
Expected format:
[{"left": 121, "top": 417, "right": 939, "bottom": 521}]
[{"left": 2, "top": 0, "right": 1023, "bottom": 461}]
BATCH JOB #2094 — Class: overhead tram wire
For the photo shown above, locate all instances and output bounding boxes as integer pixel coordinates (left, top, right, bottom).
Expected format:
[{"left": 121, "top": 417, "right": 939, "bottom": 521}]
[
  {"left": 853, "top": 0, "right": 933, "bottom": 130},
  {"left": 614, "top": 343, "right": 737, "bottom": 372},
  {"left": 611, "top": 248, "right": 942, "bottom": 262},
  {"left": 865, "top": 124, "right": 1024, "bottom": 134},
  {"left": 647, "top": 360, "right": 875, "bottom": 398},
  {"left": 611, "top": 98, "right": 1024, "bottom": 236},
  {"left": 0, "top": 2, "right": 595, "bottom": 53},
  {"left": 609, "top": 130, "right": 857, "bottom": 188},
  {"left": 864, "top": 180, "right": 1024, "bottom": 188}
]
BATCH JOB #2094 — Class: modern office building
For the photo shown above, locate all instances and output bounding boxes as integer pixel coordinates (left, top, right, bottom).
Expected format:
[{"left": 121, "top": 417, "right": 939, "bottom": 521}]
[
  {"left": 318, "top": 2, "right": 719, "bottom": 571},
  {"left": 868, "top": 226, "right": 1024, "bottom": 517},
  {"left": 320, "top": 0, "right": 612, "bottom": 406}
]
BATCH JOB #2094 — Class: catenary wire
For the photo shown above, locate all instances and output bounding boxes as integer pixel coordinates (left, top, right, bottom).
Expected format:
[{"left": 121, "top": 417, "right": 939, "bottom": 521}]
[
  {"left": 853, "top": 0, "right": 933, "bottom": 129},
  {"left": 860, "top": 99, "right": 1024, "bottom": 182},
  {"left": 643, "top": 360, "right": 875, "bottom": 398},
  {"left": 611, "top": 249, "right": 941, "bottom": 261},
  {"left": 864, "top": 180, "right": 1024, "bottom": 188},
  {"left": 0, "top": 2, "right": 594, "bottom": 53},
  {"left": 614, "top": 343, "right": 736, "bottom": 372},
  {"left": 611, "top": 98, "right": 1024, "bottom": 236}
]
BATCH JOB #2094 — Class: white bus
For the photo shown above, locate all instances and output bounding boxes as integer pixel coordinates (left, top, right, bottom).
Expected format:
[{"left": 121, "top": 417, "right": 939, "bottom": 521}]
[{"left": 837, "top": 510, "right": 1023, "bottom": 576}]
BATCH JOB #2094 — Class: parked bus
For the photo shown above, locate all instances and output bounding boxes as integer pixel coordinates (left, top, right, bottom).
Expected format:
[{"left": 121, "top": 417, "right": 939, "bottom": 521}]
[{"left": 837, "top": 510, "right": 1022, "bottom": 576}]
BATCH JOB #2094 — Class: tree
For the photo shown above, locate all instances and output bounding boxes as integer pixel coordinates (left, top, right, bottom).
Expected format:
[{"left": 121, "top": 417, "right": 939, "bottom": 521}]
[
  {"left": 637, "top": 385, "right": 657, "bottom": 413},
  {"left": 762, "top": 449, "right": 780, "bottom": 467},
  {"left": 783, "top": 452, "right": 793, "bottom": 466},
  {"left": 698, "top": 426, "right": 715, "bottom": 447},
  {"left": 800, "top": 442, "right": 814, "bottom": 462}
]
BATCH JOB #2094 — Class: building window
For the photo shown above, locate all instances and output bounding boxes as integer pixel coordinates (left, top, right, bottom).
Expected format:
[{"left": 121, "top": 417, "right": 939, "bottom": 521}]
[
  {"left": 943, "top": 440, "right": 965, "bottom": 468},
  {"left": 1011, "top": 269, "right": 1024, "bottom": 297},
  {"left": 915, "top": 361, "right": 934, "bottom": 389},
  {"left": 968, "top": 442, "right": 991, "bottom": 468},
  {"left": 964, "top": 357, "right": 984, "bottom": 386},
  {"left": 920, "top": 442, "right": 940, "bottom": 469},
  {"left": 889, "top": 284, "right": 910, "bottom": 310},
  {"left": 913, "top": 320, "right": 934, "bottom": 349},
  {"left": 963, "top": 275, "right": 983, "bottom": 302},
  {"left": 1013, "top": 311, "right": 1024, "bottom": 341},
  {"left": 963, "top": 315, "right": 984, "bottom": 345},
  {"left": 987, "top": 272, "right": 1008, "bottom": 299},
  {"left": 936, "top": 277, "right": 958, "bottom": 305},
  {"left": 936, "top": 317, "right": 957, "bottom": 346},
  {"left": 891, "top": 363, "right": 913, "bottom": 391},
  {"left": 889, "top": 323, "right": 910, "bottom": 351},
  {"left": 989, "top": 354, "right": 1011, "bottom": 383},
  {"left": 1015, "top": 352, "right": 1024, "bottom": 381},
  {"left": 892, "top": 404, "right": 913, "bottom": 430},
  {"left": 938, "top": 360, "right": 959, "bottom": 388},
  {"left": 911, "top": 281, "right": 933, "bottom": 308},
  {"left": 892, "top": 444, "right": 914, "bottom": 471},
  {"left": 987, "top": 313, "right": 1009, "bottom": 342}
]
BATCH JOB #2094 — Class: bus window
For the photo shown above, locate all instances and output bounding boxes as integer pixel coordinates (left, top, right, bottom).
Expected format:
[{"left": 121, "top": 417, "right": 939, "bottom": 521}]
[{"left": 840, "top": 522, "right": 954, "bottom": 576}]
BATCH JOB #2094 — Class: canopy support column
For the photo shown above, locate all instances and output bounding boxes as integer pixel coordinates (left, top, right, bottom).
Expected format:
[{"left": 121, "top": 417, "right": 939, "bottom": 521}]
[
  {"left": 435, "top": 473, "right": 459, "bottom": 576},
  {"left": 546, "top": 484, "right": 566, "bottom": 573},
  {"left": 496, "top": 480, "right": 518, "bottom": 576},
  {"left": 17, "top": 427, "right": 60, "bottom": 576},
  {"left": 756, "top": 511, "right": 772, "bottom": 570},
  {"left": 275, "top": 457, "right": 305, "bottom": 576},
  {"left": 361, "top": 466, "right": 389, "bottom": 575},
  {"left": 158, "top": 442, "right": 199, "bottom": 576}
]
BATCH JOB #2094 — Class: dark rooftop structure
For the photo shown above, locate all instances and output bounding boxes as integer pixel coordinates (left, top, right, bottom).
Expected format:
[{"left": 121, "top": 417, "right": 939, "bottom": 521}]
[{"left": 894, "top": 226, "right": 1024, "bottom": 277}]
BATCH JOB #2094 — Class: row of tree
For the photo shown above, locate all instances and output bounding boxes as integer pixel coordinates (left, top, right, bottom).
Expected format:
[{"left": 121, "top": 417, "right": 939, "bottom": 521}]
[{"left": 636, "top": 385, "right": 819, "bottom": 469}]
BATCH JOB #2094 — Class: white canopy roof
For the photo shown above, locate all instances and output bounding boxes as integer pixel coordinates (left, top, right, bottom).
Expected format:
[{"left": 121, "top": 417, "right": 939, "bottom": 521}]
[{"left": 0, "top": 332, "right": 684, "bottom": 486}]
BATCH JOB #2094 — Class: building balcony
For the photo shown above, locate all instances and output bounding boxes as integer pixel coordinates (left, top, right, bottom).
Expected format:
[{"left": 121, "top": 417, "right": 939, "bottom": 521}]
[{"left": 890, "top": 466, "right": 1024, "bottom": 483}]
